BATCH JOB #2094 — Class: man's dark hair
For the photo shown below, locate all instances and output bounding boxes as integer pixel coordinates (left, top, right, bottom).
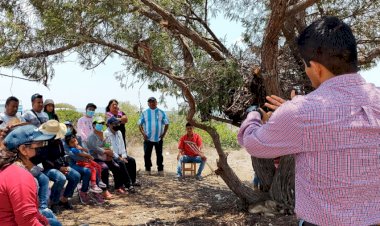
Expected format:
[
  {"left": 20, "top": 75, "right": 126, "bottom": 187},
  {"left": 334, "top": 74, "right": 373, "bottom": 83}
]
[
  {"left": 297, "top": 16, "right": 359, "bottom": 75},
  {"left": 85, "top": 103, "right": 97, "bottom": 110},
  {"left": 185, "top": 122, "right": 193, "bottom": 127},
  {"left": 5, "top": 96, "right": 19, "bottom": 106}
]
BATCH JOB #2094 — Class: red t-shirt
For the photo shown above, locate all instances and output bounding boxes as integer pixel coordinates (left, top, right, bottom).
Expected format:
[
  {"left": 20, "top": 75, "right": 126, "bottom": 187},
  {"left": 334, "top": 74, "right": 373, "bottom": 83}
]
[
  {"left": 0, "top": 164, "right": 48, "bottom": 226},
  {"left": 178, "top": 133, "right": 202, "bottom": 157}
]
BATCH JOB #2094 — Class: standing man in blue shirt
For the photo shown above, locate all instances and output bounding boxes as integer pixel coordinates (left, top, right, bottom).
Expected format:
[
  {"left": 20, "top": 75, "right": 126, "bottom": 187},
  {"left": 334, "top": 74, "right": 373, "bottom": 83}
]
[{"left": 138, "top": 97, "right": 169, "bottom": 175}]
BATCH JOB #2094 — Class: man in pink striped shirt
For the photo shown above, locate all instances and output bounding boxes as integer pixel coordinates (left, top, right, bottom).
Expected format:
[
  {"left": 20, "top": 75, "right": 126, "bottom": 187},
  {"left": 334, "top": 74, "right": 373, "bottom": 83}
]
[{"left": 238, "top": 16, "right": 380, "bottom": 226}]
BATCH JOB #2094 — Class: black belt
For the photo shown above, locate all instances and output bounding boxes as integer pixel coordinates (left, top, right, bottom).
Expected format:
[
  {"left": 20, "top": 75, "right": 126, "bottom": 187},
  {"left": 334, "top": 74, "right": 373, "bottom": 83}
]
[{"left": 302, "top": 221, "right": 317, "bottom": 226}]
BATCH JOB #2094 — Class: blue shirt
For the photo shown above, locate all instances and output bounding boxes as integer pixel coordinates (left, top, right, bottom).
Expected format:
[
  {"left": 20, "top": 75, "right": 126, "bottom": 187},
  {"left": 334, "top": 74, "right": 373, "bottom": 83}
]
[{"left": 138, "top": 108, "right": 169, "bottom": 142}]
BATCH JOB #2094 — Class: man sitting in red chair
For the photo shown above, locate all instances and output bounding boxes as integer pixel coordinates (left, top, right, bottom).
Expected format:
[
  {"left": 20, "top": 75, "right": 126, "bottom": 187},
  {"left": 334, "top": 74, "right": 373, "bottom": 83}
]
[{"left": 176, "top": 123, "right": 207, "bottom": 181}]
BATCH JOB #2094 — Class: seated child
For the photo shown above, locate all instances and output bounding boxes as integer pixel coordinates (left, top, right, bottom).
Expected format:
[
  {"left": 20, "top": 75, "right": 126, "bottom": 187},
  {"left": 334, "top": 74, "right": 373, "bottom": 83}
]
[{"left": 65, "top": 135, "right": 106, "bottom": 193}]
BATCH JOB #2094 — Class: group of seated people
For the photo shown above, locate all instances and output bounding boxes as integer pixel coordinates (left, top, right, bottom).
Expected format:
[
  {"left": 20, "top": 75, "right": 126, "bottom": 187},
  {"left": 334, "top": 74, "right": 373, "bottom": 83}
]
[
  {"left": 0, "top": 93, "right": 208, "bottom": 225},
  {"left": 0, "top": 94, "right": 141, "bottom": 225}
]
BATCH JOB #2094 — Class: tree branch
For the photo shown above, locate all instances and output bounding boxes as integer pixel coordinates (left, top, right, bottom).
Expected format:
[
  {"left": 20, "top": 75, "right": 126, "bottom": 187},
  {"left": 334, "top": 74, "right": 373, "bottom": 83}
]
[
  {"left": 186, "top": 7, "right": 232, "bottom": 58},
  {"left": 286, "top": 0, "right": 319, "bottom": 16},
  {"left": 0, "top": 73, "right": 41, "bottom": 82},
  {"left": 140, "top": 0, "right": 225, "bottom": 61},
  {"left": 15, "top": 41, "right": 84, "bottom": 60},
  {"left": 209, "top": 115, "right": 240, "bottom": 127},
  {"left": 359, "top": 47, "right": 380, "bottom": 65}
]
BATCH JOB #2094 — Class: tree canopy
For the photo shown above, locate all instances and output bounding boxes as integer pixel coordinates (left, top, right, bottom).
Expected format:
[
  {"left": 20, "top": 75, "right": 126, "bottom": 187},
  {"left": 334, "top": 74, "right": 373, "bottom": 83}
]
[
  {"left": 1, "top": 0, "right": 380, "bottom": 209},
  {"left": 1, "top": 0, "right": 379, "bottom": 121}
]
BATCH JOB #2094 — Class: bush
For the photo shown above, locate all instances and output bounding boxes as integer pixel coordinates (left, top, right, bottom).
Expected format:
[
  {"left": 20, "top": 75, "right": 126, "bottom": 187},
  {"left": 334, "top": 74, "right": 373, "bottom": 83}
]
[{"left": 56, "top": 109, "right": 82, "bottom": 125}]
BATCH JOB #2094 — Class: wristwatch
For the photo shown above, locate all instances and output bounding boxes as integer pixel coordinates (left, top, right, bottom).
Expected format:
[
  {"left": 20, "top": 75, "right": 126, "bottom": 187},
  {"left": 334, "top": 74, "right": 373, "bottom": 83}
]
[{"left": 246, "top": 105, "right": 263, "bottom": 119}]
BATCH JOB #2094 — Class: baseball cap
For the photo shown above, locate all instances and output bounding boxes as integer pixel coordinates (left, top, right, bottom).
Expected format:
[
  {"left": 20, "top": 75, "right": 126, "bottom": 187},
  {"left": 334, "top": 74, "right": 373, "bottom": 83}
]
[
  {"left": 107, "top": 116, "right": 119, "bottom": 125},
  {"left": 3, "top": 124, "right": 55, "bottom": 152},
  {"left": 93, "top": 116, "right": 105, "bottom": 124},
  {"left": 63, "top": 121, "right": 73, "bottom": 126},
  {"left": 31, "top": 93, "right": 43, "bottom": 102},
  {"left": 147, "top": 97, "right": 157, "bottom": 102}
]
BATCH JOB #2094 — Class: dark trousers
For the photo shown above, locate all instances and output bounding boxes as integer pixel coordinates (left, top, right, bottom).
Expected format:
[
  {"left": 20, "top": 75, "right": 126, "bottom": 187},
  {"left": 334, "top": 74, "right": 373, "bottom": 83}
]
[
  {"left": 124, "top": 156, "right": 137, "bottom": 184},
  {"left": 113, "top": 158, "right": 132, "bottom": 188},
  {"left": 94, "top": 159, "right": 131, "bottom": 189},
  {"left": 144, "top": 140, "right": 163, "bottom": 171}
]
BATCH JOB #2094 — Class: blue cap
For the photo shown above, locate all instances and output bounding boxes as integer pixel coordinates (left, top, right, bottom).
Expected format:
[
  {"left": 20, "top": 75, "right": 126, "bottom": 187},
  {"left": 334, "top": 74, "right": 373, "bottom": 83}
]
[
  {"left": 147, "top": 97, "right": 157, "bottom": 102},
  {"left": 3, "top": 124, "right": 55, "bottom": 151},
  {"left": 63, "top": 121, "right": 72, "bottom": 126},
  {"left": 31, "top": 93, "right": 43, "bottom": 102},
  {"left": 107, "top": 116, "right": 119, "bottom": 125}
]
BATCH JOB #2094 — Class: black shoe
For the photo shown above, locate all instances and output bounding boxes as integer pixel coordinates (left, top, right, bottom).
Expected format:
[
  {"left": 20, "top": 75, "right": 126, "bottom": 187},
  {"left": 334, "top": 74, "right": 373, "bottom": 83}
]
[
  {"left": 59, "top": 200, "right": 73, "bottom": 210},
  {"left": 132, "top": 181, "right": 141, "bottom": 187},
  {"left": 50, "top": 204, "right": 61, "bottom": 214},
  {"left": 127, "top": 186, "right": 136, "bottom": 194}
]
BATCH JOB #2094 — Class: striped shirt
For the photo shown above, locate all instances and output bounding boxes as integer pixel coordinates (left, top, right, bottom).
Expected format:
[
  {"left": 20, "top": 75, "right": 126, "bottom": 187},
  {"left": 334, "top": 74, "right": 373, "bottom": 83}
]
[
  {"left": 238, "top": 73, "right": 380, "bottom": 226},
  {"left": 138, "top": 108, "right": 169, "bottom": 142}
]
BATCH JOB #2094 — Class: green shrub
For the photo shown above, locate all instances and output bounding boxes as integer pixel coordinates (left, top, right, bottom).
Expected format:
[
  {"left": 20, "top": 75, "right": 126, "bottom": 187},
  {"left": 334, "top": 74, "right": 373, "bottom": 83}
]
[{"left": 56, "top": 109, "right": 82, "bottom": 125}]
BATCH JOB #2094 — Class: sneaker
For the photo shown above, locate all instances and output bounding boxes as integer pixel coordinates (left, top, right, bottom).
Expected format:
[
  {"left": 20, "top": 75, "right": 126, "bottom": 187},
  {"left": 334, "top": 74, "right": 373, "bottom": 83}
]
[
  {"left": 127, "top": 186, "right": 136, "bottom": 194},
  {"left": 79, "top": 191, "right": 90, "bottom": 205},
  {"left": 132, "top": 181, "right": 141, "bottom": 187},
  {"left": 102, "top": 190, "right": 113, "bottom": 200},
  {"left": 98, "top": 181, "right": 107, "bottom": 188},
  {"left": 89, "top": 184, "right": 103, "bottom": 193},
  {"left": 50, "top": 203, "right": 61, "bottom": 214},
  {"left": 157, "top": 171, "right": 165, "bottom": 176},
  {"left": 115, "top": 188, "right": 126, "bottom": 195},
  {"left": 143, "top": 170, "right": 151, "bottom": 175},
  {"left": 176, "top": 175, "right": 183, "bottom": 182},
  {"left": 58, "top": 200, "right": 73, "bottom": 210},
  {"left": 195, "top": 175, "right": 203, "bottom": 181},
  {"left": 91, "top": 193, "right": 105, "bottom": 204}
]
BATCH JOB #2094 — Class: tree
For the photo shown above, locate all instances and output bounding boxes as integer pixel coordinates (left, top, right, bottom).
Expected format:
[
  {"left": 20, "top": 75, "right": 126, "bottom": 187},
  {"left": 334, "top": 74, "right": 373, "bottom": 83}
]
[
  {"left": 55, "top": 103, "right": 77, "bottom": 110},
  {"left": 1, "top": 0, "right": 380, "bottom": 211}
]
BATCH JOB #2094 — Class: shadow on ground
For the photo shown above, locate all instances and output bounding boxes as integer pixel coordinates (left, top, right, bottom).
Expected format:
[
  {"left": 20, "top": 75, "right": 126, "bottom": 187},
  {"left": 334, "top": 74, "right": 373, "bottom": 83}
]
[{"left": 57, "top": 171, "right": 296, "bottom": 226}]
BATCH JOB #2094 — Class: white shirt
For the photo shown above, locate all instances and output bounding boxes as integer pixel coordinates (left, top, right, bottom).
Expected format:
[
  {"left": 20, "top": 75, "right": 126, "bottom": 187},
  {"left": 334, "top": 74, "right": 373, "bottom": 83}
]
[
  {"left": 22, "top": 110, "right": 48, "bottom": 127},
  {"left": 104, "top": 128, "right": 127, "bottom": 158},
  {"left": 0, "top": 112, "right": 26, "bottom": 128}
]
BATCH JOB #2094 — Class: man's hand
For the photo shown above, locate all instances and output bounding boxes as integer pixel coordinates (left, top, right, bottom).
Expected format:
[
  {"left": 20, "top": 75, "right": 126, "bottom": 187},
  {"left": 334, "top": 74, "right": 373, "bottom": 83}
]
[
  {"left": 60, "top": 166, "right": 70, "bottom": 174},
  {"left": 264, "top": 90, "right": 297, "bottom": 111},
  {"left": 143, "top": 133, "right": 148, "bottom": 140},
  {"left": 159, "top": 133, "right": 166, "bottom": 139},
  {"left": 264, "top": 95, "right": 287, "bottom": 111},
  {"left": 104, "top": 149, "right": 114, "bottom": 156}
]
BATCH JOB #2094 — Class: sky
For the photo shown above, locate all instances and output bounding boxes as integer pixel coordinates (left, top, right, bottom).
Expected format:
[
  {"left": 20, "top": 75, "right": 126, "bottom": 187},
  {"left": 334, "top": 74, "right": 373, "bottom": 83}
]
[{"left": 0, "top": 16, "right": 379, "bottom": 112}]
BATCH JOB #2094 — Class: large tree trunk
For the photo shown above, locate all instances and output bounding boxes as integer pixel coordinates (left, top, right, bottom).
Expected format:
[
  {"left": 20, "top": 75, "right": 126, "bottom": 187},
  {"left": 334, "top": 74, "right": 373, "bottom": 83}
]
[
  {"left": 270, "top": 156, "right": 295, "bottom": 212},
  {"left": 252, "top": 0, "right": 296, "bottom": 208},
  {"left": 197, "top": 123, "right": 270, "bottom": 206}
]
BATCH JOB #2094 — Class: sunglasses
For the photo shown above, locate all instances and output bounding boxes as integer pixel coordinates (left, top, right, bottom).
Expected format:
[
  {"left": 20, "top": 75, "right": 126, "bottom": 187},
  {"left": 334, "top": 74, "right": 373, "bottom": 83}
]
[{"left": 23, "top": 140, "right": 49, "bottom": 148}]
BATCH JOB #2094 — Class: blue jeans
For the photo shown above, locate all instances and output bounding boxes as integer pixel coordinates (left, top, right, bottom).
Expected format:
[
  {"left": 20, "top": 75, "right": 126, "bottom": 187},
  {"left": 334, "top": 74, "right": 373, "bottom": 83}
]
[
  {"left": 177, "top": 155, "right": 205, "bottom": 177},
  {"left": 253, "top": 175, "right": 261, "bottom": 186},
  {"left": 45, "top": 168, "right": 81, "bottom": 204},
  {"left": 35, "top": 172, "right": 50, "bottom": 209},
  {"left": 69, "top": 163, "right": 91, "bottom": 192},
  {"left": 39, "top": 208, "right": 62, "bottom": 226}
]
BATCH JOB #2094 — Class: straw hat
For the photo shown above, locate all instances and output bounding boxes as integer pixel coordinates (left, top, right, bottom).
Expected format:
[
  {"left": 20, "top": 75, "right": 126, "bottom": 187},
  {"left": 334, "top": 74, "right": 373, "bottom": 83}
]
[{"left": 39, "top": 120, "right": 67, "bottom": 139}]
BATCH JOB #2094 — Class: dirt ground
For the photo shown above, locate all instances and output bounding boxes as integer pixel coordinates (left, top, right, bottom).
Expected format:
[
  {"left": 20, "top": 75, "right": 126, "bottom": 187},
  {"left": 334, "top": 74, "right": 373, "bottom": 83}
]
[{"left": 57, "top": 144, "right": 297, "bottom": 226}]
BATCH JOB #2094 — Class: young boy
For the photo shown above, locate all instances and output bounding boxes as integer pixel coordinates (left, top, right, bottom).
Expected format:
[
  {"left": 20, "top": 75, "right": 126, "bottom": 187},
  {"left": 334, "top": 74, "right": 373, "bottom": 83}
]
[{"left": 65, "top": 135, "right": 106, "bottom": 193}]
